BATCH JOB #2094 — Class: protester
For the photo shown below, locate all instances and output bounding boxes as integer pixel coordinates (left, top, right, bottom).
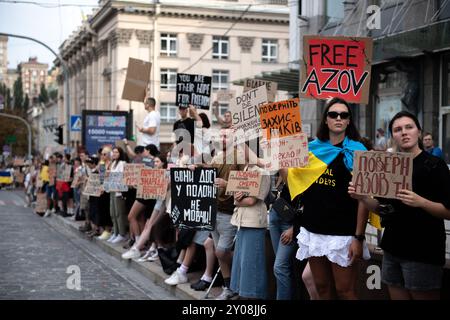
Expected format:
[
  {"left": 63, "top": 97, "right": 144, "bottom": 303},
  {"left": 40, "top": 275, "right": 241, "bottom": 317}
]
[
  {"left": 137, "top": 93, "right": 160, "bottom": 149},
  {"left": 423, "top": 132, "right": 444, "bottom": 159},
  {"left": 349, "top": 111, "right": 450, "bottom": 300},
  {"left": 284, "top": 97, "right": 370, "bottom": 300}
]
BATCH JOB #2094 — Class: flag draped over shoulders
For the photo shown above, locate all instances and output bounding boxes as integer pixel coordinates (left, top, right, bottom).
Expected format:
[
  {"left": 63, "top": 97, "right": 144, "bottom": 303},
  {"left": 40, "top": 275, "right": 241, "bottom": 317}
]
[{"left": 288, "top": 137, "right": 366, "bottom": 200}]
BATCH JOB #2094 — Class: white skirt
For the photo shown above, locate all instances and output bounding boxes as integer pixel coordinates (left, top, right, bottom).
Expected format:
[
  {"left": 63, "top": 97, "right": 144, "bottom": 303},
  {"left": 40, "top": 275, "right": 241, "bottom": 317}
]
[{"left": 296, "top": 227, "right": 371, "bottom": 267}]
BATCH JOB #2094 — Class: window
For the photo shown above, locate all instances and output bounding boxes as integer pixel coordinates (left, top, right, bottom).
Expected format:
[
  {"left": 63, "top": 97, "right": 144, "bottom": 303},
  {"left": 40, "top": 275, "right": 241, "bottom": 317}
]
[
  {"left": 212, "top": 36, "right": 229, "bottom": 59},
  {"left": 160, "top": 68, "right": 177, "bottom": 90},
  {"left": 212, "top": 70, "right": 229, "bottom": 91},
  {"left": 326, "top": 0, "right": 344, "bottom": 22},
  {"left": 160, "top": 33, "right": 177, "bottom": 56},
  {"left": 160, "top": 103, "right": 178, "bottom": 123},
  {"left": 262, "top": 39, "right": 278, "bottom": 62},
  {"left": 443, "top": 54, "right": 450, "bottom": 107}
]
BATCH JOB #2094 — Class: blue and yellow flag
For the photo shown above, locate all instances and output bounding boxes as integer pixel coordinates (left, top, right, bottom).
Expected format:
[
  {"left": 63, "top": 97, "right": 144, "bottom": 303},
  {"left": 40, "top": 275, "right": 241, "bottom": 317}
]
[
  {"left": 288, "top": 137, "right": 366, "bottom": 200},
  {"left": 0, "top": 171, "right": 13, "bottom": 184}
]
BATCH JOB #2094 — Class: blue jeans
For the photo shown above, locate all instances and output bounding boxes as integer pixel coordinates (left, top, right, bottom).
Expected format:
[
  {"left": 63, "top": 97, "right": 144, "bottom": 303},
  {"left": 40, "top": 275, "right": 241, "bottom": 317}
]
[{"left": 269, "top": 207, "right": 296, "bottom": 300}]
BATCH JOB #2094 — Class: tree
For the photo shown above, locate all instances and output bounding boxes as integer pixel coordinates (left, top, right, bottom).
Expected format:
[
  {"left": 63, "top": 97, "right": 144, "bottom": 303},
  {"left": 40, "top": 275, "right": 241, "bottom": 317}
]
[
  {"left": 49, "top": 88, "right": 58, "bottom": 102},
  {"left": 39, "top": 83, "right": 49, "bottom": 104},
  {"left": 23, "top": 94, "right": 29, "bottom": 110},
  {"left": 13, "top": 76, "right": 24, "bottom": 110}
]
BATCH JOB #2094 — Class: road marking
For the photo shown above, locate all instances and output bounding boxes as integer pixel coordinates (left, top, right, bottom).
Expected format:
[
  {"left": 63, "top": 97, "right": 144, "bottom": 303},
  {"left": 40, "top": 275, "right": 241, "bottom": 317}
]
[
  {"left": 14, "top": 200, "right": 25, "bottom": 206},
  {"left": 0, "top": 200, "right": 5, "bottom": 206}
]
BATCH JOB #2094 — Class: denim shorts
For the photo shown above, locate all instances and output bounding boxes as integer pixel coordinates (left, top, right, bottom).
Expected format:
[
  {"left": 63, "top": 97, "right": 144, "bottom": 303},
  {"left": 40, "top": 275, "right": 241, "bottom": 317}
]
[
  {"left": 382, "top": 251, "right": 443, "bottom": 291},
  {"left": 193, "top": 230, "right": 210, "bottom": 246},
  {"left": 210, "top": 211, "right": 237, "bottom": 252}
]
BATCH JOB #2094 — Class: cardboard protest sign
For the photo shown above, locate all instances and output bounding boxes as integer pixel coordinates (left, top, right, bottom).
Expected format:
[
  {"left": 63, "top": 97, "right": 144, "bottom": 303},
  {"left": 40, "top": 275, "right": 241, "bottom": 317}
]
[
  {"left": 230, "top": 86, "right": 268, "bottom": 144},
  {"left": 13, "top": 158, "right": 25, "bottom": 167},
  {"left": 352, "top": 151, "right": 413, "bottom": 199},
  {"left": 35, "top": 193, "right": 47, "bottom": 213},
  {"left": 62, "top": 165, "right": 72, "bottom": 182},
  {"left": 300, "top": 36, "right": 373, "bottom": 104},
  {"left": 136, "top": 168, "right": 168, "bottom": 200},
  {"left": 216, "top": 89, "right": 236, "bottom": 102},
  {"left": 176, "top": 73, "right": 212, "bottom": 109},
  {"left": 170, "top": 168, "right": 217, "bottom": 230},
  {"left": 225, "top": 170, "right": 262, "bottom": 197},
  {"left": 14, "top": 170, "right": 24, "bottom": 184},
  {"left": 261, "top": 133, "right": 309, "bottom": 171},
  {"left": 244, "top": 79, "right": 277, "bottom": 103},
  {"left": 103, "top": 172, "right": 128, "bottom": 193},
  {"left": 121, "top": 58, "right": 151, "bottom": 102},
  {"left": 48, "top": 165, "right": 56, "bottom": 186},
  {"left": 36, "top": 174, "right": 43, "bottom": 188},
  {"left": 82, "top": 174, "right": 103, "bottom": 197},
  {"left": 115, "top": 140, "right": 136, "bottom": 153},
  {"left": 123, "top": 163, "right": 144, "bottom": 187},
  {"left": 259, "top": 98, "right": 302, "bottom": 140}
]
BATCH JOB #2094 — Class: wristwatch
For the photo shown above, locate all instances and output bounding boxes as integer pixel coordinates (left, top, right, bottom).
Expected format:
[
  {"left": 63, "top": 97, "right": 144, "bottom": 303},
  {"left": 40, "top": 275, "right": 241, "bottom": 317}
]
[{"left": 353, "top": 234, "right": 366, "bottom": 242}]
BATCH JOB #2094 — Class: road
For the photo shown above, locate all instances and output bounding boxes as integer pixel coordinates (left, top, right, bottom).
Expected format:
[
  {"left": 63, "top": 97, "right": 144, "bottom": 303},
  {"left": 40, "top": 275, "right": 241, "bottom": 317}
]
[{"left": 0, "top": 189, "right": 176, "bottom": 300}]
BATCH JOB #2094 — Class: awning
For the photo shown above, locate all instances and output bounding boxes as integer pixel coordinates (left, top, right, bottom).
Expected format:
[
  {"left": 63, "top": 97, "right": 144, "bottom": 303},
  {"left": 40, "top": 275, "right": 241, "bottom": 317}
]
[{"left": 233, "top": 68, "right": 299, "bottom": 94}]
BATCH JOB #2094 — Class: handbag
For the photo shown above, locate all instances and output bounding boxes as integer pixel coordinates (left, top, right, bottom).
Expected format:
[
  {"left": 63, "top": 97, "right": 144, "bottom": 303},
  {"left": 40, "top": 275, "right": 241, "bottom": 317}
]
[{"left": 272, "top": 197, "right": 297, "bottom": 223}]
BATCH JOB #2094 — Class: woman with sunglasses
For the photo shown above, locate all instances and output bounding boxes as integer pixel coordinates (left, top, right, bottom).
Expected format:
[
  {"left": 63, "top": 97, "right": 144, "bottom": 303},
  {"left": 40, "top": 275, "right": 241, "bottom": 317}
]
[
  {"left": 283, "top": 97, "right": 369, "bottom": 299},
  {"left": 349, "top": 111, "right": 450, "bottom": 299}
]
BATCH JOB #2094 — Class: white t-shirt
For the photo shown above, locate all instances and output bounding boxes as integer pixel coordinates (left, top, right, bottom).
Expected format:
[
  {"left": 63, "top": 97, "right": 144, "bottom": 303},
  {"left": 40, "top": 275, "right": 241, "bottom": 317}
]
[{"left": 141, "top": 110, "right": 160, "bottom": 149}]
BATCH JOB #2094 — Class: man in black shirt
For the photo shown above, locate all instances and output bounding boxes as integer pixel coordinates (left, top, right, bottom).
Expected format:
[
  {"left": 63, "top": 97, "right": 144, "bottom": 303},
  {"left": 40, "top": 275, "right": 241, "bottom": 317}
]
[{"left": 173, "top": 106, "right": 195, "bottom": 144}]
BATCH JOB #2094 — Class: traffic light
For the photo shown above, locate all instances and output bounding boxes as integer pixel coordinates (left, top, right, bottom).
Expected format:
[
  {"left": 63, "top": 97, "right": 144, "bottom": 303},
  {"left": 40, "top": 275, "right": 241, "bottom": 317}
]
[{"left": 55, "top": 125, "right": 63, "bottom": 145}]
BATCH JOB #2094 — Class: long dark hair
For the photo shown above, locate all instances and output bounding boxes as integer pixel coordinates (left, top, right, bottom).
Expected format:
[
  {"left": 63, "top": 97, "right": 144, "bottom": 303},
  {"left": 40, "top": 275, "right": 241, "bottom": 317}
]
[
  {"left": 112, "top": 147, "right": 128, "bottom": 168},
  {"left": 388, "top": 110, "right": 424, "bottom": 150},
  {"left": 316, "top": 97, "right": 361, "bottom": 142},
  {"left": 199, "top": 113, "right": 211, "bottom": 129}
]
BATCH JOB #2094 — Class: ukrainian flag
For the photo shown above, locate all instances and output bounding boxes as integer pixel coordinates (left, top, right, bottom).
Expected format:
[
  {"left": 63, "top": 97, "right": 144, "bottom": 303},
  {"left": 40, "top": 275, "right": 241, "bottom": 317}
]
[
  {"left": 288, "top": 137, "right": 366, "bottom": 200},
  {"left": 0, "top": 171, "right": 13, "bottom": 184}
]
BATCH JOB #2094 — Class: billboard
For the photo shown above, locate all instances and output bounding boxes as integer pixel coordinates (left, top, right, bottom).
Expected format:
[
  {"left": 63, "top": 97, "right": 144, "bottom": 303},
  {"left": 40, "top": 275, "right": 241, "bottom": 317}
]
[{"left": 82, "top": 110, "right": 132, "bottom": 156}]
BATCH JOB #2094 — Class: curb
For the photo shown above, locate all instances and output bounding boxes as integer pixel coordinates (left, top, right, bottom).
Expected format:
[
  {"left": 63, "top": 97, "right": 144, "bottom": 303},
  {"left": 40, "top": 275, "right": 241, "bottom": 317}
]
[{"left": 42, "top": 213, "right": 221, "bottom": 300}]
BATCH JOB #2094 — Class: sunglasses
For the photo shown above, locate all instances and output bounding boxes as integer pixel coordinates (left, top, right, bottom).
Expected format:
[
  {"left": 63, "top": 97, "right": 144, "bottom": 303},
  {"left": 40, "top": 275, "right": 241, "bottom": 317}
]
[{"left": 327, "top": 111, "right": 350, "bottom": 120}]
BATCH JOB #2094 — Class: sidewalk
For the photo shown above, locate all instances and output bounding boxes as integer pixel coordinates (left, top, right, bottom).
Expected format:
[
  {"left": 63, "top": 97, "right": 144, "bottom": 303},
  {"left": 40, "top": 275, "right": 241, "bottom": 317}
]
[{"left": 42, "top": 213, "right": 222, "bottom": 300}]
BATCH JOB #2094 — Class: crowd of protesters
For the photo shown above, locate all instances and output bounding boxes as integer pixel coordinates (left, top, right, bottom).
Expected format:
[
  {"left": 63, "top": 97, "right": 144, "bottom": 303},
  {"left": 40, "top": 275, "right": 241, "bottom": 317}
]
[{"left": 8, "top": 93, "right": 450, "bottom": 301}]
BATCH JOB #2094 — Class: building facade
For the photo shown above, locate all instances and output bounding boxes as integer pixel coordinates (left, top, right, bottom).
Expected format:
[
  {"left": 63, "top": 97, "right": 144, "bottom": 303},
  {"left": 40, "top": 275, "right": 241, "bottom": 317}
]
[
  {"left": 0, "top": 35, "right": 7, "bottom": 85},
  {"left": 19, "top": 57, "right": 48, "bottom": 101},
  {"left": 57, "top": 0, "right": 290, "bottom": 149}
]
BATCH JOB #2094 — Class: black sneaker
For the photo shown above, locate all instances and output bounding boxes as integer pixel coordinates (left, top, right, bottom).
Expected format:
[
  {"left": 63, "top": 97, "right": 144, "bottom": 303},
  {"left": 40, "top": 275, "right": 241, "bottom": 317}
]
[
  {"left": 190, "top": 279, "right": 212, "bottom": 291},
  {"left": 123, "top": 239, "right": 135, "bottom": 250}
]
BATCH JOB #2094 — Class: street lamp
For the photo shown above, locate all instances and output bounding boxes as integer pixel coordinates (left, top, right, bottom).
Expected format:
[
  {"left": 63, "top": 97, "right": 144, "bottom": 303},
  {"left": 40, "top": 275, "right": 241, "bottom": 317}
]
[{"left": 0, "top": 32, "right": 71, "bottom": 151}]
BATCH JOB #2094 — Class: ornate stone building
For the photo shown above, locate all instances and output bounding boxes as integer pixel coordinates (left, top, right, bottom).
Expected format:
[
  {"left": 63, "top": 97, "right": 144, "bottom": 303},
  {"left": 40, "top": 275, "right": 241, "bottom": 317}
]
[{"left": 57, "top": 0, "right": 290, "bottom": 148}]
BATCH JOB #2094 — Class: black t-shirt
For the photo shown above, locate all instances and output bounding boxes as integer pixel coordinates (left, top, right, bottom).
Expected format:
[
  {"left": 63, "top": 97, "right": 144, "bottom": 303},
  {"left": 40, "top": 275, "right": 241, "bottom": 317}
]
[
  {"left": 301, "top": 152, "right": 359, "bottom": 236},
  {"left": 380, "top": 151, "right": 450, "bottom": 266},
  {"left": 173, "top": 117, "right": 195, "bottom": 144}
]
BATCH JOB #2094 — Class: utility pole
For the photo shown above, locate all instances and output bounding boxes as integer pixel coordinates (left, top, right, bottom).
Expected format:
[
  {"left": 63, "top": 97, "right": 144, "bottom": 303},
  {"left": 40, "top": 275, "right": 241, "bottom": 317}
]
[
  {"left": 0, "top": 113, "right": 32, "bottom": 159},
  {"left": 0, "top": 32, "right": 71, "bottom": 151}
]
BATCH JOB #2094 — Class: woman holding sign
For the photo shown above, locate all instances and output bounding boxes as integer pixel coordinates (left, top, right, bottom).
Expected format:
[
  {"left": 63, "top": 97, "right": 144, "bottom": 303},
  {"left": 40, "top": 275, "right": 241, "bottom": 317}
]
[
  {"left": 349, "top": 111, "right": 450, "bottom": 300},
  {"left": 284, "top": 97, "right": 370, "bottom": 300}
]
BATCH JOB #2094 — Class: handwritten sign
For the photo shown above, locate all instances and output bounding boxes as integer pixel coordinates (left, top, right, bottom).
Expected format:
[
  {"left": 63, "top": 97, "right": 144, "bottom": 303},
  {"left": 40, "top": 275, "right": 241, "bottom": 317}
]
[
  {"left": 216, "top": 89, "right": 236, "bottom": 102},
  {"left": 261, "top": 133, "right": 309, "bottom": 171},
  {"left": 14, "top": 170, "right": 24, "bottom": 184},
  {"left": 48, "top": 165, "right": 56, "bottom": 186},
  {"left": 123, "top": 163, "right": 144, "bottom": 187},
  {"left": 136, "top": 168, "right": 168, "bottom": 200},
  {"left": 170, "top": 168, "right": 217, "bottom": 230},
  {"left": 230, "top": 86, "right": 268, "bottom": 144},
  {"left": 300, "top": 36, "right": 373, "bottom": 104},
  {"left": 103, "top": 172, "right": 128, "bottom": 193},
  {"left": 225, "top": 170, "right": 262, "bottom": 197},
  {"left": 82, "top": 174, "right": 103, "bottom": 197},
  {"left": 244, "top": 79, "right": 277, "bottom": 103},
  {"left": 352, "top": 151, "right": 413, "bottom": 199},
  {"left": 176, "top": 73, "right": 212, "bottom": 109},
  {"left": 259, "top": 98, "right": 302, "bottom": 140},
  {"left": 35, "top": 193, "right": 47, "bottom": 213}
]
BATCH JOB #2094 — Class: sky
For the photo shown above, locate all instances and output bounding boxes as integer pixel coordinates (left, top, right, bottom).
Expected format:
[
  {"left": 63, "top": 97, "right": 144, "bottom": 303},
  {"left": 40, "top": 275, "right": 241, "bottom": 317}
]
[{"left": 0, "top": 0, "right": 99, "bottom": 70}]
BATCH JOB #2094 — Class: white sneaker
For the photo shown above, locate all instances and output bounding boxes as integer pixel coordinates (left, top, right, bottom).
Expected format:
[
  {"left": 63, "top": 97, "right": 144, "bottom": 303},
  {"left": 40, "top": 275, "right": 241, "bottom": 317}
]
[
  {"left": 215, "top": 287, "right": 237, "bottom": 300},
  {"left": 44, "top": 210, "right": 51, "bottom": 217},
  {"left": 146, "top": 250, "right": 159, "bottom": 262},
  {"left": 164, "top": 268, "right": 188, "bottom": 286},
  {"left": 51, "top": 208, "right": 56, "bottom": 214},
  {"left": 137, "top": 249, "right": 153, "bottom": 262},
  {"left": 111, "top": 234, "right": 127, "bottom": 244},
  {"left": 97, "top": 231, "right": 111, "bottom": 240},
  {"left": 107, "top": 234, "right": 118, "bottom": 243},
  {"left": 121, "top": 247, "right": 140, "bottom": 260}
]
